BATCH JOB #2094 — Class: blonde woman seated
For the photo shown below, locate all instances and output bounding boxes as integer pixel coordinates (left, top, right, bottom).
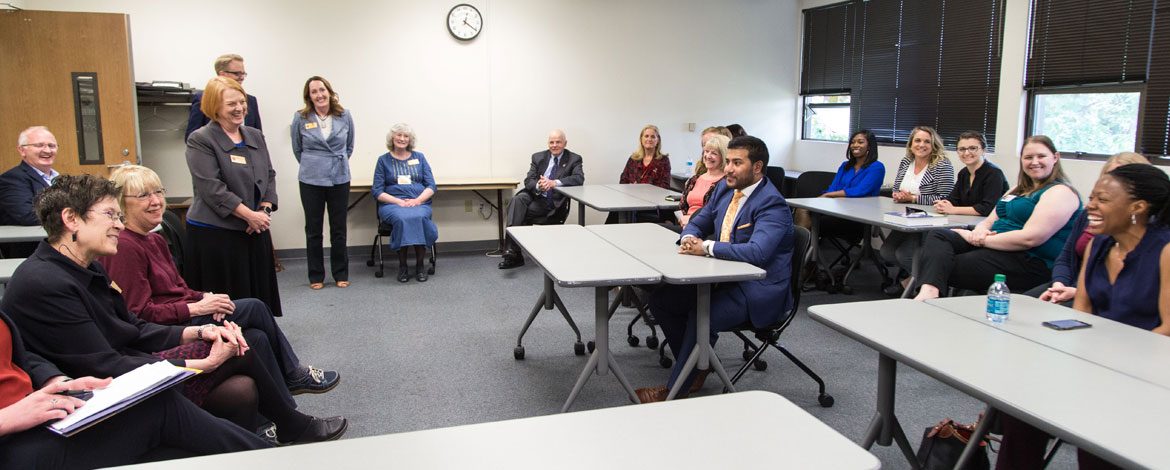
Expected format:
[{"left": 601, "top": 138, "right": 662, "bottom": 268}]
[
  {"left": 677, "top": 134, "right": 730, "bottom": 228},
  {"left": 99, "top": 165, "right": 339, "bottom": 395},
  {"left": 913, "top": 136, "right": 1081, "bottom": 300}
]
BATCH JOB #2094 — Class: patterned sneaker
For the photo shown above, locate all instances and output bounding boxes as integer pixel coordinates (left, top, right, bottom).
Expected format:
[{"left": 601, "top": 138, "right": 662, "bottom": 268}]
[{"left": 287, "top": 366, "right": 340, "bottom": 395}]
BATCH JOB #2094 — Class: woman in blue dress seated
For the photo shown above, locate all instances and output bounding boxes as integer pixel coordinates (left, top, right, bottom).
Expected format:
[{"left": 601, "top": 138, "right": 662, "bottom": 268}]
[
  {"left": 373, "top": 123, "right": 438, "bottom": 283},
  {"left": 995, "top": 162, "right": 1170, "bottom": 470}
]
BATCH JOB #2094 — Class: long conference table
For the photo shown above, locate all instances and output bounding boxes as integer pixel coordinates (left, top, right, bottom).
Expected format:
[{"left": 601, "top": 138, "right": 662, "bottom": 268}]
[
  {"left": 508, "top": 223, "right": 764, "bottom": 411},
  {"left": 787, "top": 197, "right": 983, "bottom": 296},
  {"left": 810, "top": 295, "right": 1170, "bottom": 470},
  {"left": 113, "top": 391, "right": 880, "bottom": 470}
]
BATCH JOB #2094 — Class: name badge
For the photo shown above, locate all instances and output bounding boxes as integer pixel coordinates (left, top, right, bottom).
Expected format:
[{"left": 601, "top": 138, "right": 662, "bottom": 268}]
[
  {"left": 110, "top": 280, "right": 122, "bottom": 294},
  {"left": 398, "top": 175, "right": 412, "bottom": 185},
  {"left": 1001, "top": 194, "right": 1016, "bottom": 202},
  {"left": 230, "top": 155, "right": 247, "bottom": 164},
  {"left": 407, "top": 159, "right": 420, "bottom": 166},
  {"left": 305, "top": 122, "right": 318, "bottom": 129}
]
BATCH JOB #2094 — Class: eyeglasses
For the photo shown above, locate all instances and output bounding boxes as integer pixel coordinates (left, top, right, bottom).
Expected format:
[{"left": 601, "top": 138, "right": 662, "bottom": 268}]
[
  {"left": 128, "top": 188, "right": 166, "bottom": 200},
  {"left": 223, "top": 71, "right": 248, "bottom": 79},
  {"left": 957, "top": 146, "right": 983, "bottom": 154},
  {"left": 20, "top": 142, "right": 58, "bottom": 150},
  {"left": 88, "top": 209, "right": 125, "bottom": 225}
]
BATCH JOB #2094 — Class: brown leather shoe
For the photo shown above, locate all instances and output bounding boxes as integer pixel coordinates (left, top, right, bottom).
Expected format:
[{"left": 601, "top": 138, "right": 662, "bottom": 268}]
[
  {"left": 689, "top": 369, "right": 711, "bottom": 393},
  {"left": 635, "top": 386, "right": 669, "bottom": 404}
]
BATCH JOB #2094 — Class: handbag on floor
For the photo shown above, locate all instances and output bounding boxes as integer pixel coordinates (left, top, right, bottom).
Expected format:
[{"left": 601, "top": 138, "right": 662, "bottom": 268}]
[{"left": 915, "top": 416, "right": 998, "bottom": 470}]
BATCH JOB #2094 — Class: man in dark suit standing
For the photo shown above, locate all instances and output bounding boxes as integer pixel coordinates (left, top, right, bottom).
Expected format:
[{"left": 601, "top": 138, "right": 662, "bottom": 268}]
[
  {"left": 498, "top": 129, "right": 585, "bottom": 269},
  {"left": 637, "top": 135, "right": 794, "bottom": 402},
  {"left": 185, "top": 54, "right": 262, "bottom": 140}
]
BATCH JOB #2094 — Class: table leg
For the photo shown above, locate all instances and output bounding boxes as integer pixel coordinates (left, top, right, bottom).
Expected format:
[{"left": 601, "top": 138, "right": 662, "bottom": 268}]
[
  {"left": 487, "top": 189, "right": 506, "bottom": 257},
  {"left": 860, "top": 353, "right": 922, "bottom": 469},
  {"left": 954, "top": 405, "right": 999, "bottom": 470},
  {"left": 515, "top": 275, "right": 583, "bottom": 358},
  {"left": 664, "top": 283, "right": 735, "bottom": 401},
  {"left": 578, "top": 202, "right": 585, "bottom": 226},
  {"left": 840, "top": 224, "right": 873, "bottom": 292},
  {"left": 809, "top": 213, "right": 837, "bottom": 290},
  {"left": 902, "top": 233, "right": 925, "bottom": 299},
  {"left": 561, "top": 286, "right": 640, "bottom": 412}
]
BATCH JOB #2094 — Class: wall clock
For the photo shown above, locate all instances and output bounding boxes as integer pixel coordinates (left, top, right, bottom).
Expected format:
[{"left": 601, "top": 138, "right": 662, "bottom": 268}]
[{"left": 447, "top": 4, "right": 482, "bottom": 41}]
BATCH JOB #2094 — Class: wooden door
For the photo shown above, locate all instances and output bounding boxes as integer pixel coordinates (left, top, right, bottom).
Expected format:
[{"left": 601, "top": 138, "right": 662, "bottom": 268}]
[{"left": 0, "top": 10, "right": 137, "bottom": 176}]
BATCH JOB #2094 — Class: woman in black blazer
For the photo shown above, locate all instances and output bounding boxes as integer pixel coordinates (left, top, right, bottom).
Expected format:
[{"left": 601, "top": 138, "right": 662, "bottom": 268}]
[
  {"left": 933, "top": 131, "right": 1008, "bottom": 217},
  {"left": 185, "top": 76, "right": 283, "bottom": 316},
  {"left": 880, "top": 126, "right": 955, "bottom": 296}
]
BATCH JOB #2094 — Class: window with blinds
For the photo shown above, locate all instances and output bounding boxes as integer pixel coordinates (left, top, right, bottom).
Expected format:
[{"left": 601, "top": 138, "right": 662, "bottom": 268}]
[
  {"left": 1024, "top": 0, "right": 1159, "bottom": 160},
  {"left": 800, "top": 0, "right": 1005, "bottom": 149}
]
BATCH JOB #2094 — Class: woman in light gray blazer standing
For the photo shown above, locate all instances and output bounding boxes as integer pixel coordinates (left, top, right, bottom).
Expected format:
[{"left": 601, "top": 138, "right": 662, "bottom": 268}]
[{"left": 291, "top": 76, "right": 354, "bottom": 290}]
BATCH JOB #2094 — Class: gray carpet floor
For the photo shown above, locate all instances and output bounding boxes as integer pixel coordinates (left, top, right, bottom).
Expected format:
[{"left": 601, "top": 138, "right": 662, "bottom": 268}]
[{"left": 273, "top": 242, "right": 1077, "bottom": 469}]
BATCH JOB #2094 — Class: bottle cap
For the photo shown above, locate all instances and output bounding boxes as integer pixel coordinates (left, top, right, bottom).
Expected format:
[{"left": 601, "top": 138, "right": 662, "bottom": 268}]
[{"left": 994, "top": 274, "right": 1006, "bottom": 282}]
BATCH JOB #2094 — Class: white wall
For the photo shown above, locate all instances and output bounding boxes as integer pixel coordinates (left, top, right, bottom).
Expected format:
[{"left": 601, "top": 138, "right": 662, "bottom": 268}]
[
  {"left": 791, "top": 0, "right": 1124, "bottom": 195},
  {"left": 27, "top": 0, "right": 800, "bottom": 250}
]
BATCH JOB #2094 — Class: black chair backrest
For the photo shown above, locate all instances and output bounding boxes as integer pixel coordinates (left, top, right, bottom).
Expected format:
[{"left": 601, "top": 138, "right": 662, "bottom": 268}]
[
  {"left": 793, "top": 171, "right": 837, "bottom": 199},
  {"left": 789, "top": 225, "right": 811, "bottom": 315},
  {"left": 765, "top": 166, "right": 786, "bottom": 194},
  {"left": 159, "top": 210, "right": 187, "bottom": 276}
]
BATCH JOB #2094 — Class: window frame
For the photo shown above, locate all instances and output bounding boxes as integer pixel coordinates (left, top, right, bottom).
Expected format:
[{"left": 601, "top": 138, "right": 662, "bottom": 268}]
[
  {"left": 801, "top": 94, "right": 853, "bottom": 143},
  {"left": 1024, "top": 82, "right": 1146, "bottom": 162}
]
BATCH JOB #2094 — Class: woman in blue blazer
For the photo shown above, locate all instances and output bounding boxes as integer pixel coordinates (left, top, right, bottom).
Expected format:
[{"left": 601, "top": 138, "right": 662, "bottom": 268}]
[{"left": 291, "top": 76, "right": 354, "bottom": 290}]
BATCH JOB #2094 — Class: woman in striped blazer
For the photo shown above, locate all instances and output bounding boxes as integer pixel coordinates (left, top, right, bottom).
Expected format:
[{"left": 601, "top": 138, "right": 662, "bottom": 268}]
[{"left": 880, "top": 126, "right": 955, "bottom": 296}]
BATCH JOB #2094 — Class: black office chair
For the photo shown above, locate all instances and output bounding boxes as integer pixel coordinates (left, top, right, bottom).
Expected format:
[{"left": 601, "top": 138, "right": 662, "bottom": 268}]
[
  {"left": 766, "top": 166, "right": 786, "bottom": 196},
  {"left": 726, "top": 225, "right": 833, "bottom": 406},
  {"left": 794, "top": 171, "right": 883, "bottom": 294},
  {"left": 367, "top": 221, "right": 437, "bottom": 278},
  {"left": 159, "top": 210, "right": 188, "bottom": 278}
]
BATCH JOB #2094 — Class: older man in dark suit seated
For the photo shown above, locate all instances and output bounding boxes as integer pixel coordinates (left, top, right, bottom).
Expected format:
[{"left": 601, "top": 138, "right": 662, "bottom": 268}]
[
  {"left": 637, "top": 136, "right": 794, "bottom": 402},
  {"left": 0, "top": 126, "right": 59, "bottom": 257},
  {"left": 498, "top": 129, "right": 585, "bottom": 269}
]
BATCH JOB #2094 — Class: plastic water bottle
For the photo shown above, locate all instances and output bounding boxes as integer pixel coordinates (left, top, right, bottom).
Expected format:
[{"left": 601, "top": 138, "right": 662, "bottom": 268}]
[
  {"left": 986, "top": 274, "right": 1010, "bottom": 323},
  {"left": 686, "top": 156, "right": 695, "bottom": 172}
]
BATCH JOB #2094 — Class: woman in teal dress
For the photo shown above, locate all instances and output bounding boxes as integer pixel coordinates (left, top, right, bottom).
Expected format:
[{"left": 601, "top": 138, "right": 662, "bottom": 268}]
[{"left": 373, "top": 123, "right": 438, "bottom": 283}]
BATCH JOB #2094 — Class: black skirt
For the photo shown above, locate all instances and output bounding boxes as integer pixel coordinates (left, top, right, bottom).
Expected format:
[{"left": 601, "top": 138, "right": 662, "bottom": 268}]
[{"left": 185, "top": 224, "right": 283, "bottom": 317}]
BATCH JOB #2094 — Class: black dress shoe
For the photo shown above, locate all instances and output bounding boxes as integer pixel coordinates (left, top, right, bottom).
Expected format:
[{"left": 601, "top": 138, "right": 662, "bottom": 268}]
[
  {"left": 416, "top": 269, "right": 428, "bottom": 282},
  {"left": 498, "top": 255, "right": 524, "bottom": 269},
  {"left": 397, "top": 266, "right": 410, "bottom": 283},
  {"left": 883, "top": 283, "right": 905, "bottom": 297},
  {"left": 280, "top": 416, "right": 348, "bottom": 445}
]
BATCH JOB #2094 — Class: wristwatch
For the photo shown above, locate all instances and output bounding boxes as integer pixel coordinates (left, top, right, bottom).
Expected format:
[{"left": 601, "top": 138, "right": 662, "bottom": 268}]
[
  {"left": 262, "top": 206, "right": 272, "bottom": 216},
  {"left": 196, "top": 324, "right": 212, "bottom": 341}
]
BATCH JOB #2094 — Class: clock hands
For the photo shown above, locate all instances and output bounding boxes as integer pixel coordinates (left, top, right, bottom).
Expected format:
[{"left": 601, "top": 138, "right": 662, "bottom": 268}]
[{"left": 462, "top": 17, "right": 479, "bottom": 33}]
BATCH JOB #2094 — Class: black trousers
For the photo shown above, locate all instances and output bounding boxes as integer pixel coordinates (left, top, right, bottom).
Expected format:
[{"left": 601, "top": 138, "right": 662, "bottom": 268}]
[
  {"left": 187, "top": 298, "right": 301, "bottom": 381},
  {"left": 0, "top": 389, "right": 268, "bottom": 469},
  {"left": 996, "top": 414, "right": 1120, "bottom": 470},
  {"left": 300, "top": 181, "right": 349, "bottom": 283},
  {"left": 917, "top": 229, "right": 1051, "bottom": 293},
  {"left": 503, "top": 190, "right": 556, "bottom": 254}
]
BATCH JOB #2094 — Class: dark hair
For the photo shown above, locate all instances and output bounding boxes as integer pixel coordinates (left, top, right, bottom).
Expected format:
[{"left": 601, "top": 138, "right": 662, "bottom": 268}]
[
  {"left": 728, "top": 135, "right": 769, "bottom": 168},
  {"left": 726, "top": 124, "right": 748, "bottom": 138},
  {"left": 1106, "top": 163, "right": 1170, "bottom": 227},
  {"left": 846, "top": 129, "right": 879, "bottom": 168},
  {"left": 34, "top": 174, "right": 120, "bottom": 243},
  {"left": 957, "top": 130, "right": 987, "bottom": 149}
]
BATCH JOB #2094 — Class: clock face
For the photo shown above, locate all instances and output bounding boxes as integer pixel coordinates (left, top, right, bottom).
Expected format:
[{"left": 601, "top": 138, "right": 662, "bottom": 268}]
[{"left": 447, "top": 4, "right": 482, "bottom": 41}]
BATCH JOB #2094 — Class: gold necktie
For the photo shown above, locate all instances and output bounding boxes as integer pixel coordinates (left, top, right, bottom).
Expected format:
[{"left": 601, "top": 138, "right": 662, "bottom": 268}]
[{"left": 719, "top": 190, "right": 745, "bottom": 242}]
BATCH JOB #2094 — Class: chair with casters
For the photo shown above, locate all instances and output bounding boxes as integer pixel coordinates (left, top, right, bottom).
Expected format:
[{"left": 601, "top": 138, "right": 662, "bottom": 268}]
[
  {"left": 727, "top": 225, "right": 832, "bottom": 406},
  {"left": 794, "top": 171, "right": 885, "bottom": 294},
  {"left": 367, "top": 220, "right": 437, "bottom": 278}
]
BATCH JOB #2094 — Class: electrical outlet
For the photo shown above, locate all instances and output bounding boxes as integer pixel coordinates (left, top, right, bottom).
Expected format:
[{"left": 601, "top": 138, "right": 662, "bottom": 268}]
[{"left": 465, "top": 200, "right": 472, "bottom": 212}]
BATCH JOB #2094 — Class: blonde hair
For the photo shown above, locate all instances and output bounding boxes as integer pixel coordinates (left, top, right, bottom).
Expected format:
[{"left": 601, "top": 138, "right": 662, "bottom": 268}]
[
  {"left": 213, "top": 54, "right": 244, "bottom": 74},
  {"left": 199, "top": 76, "right": 247, "bottom": 121},
  {"left": 701, "top": 126, "right": 733, "bottom": 139},
  {"left": 903, "top": 126, "right": 948, "bottom": 168},
  {"left": 695, "top": 134, "right": 730, "bottom": 177},
  {"left": 630, "top": 124, "right": 669, "bottom": 161},
  {"left": 109, "top": 165, "right": 166, "bottom": 212},
  {"left": 1101, "top": 151, "right": 1149, "bottom": 175}
]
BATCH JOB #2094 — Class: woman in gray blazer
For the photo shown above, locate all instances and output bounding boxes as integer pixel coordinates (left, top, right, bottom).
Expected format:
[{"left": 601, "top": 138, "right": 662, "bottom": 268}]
[
  {"left": 185, "top": 76, "right": 283, "bottom": 316},
  {"left": 291, "top": 76, "right": 354, "bottom": 290}
]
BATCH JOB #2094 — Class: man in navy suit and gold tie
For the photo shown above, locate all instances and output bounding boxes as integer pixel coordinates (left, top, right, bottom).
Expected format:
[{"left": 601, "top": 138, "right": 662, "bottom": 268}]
[
  {"left": 638, "top": 135, "right": 794, "bottom": 403},
  {"left": 499, "top": 129, "right": 585, "bottom": 269}
]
